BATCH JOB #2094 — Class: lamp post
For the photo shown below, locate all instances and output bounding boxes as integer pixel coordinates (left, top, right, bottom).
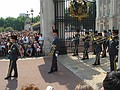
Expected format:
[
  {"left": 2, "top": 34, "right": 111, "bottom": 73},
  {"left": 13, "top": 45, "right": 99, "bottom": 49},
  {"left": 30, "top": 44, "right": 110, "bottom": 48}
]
[{"left": 31, "top": 8, "right": 34, "bottom": 23}]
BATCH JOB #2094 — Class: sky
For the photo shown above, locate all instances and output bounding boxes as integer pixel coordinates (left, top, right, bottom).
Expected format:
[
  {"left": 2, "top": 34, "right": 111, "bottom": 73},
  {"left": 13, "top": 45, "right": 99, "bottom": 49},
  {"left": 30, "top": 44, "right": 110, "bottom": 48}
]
[
  {"left": 0, "top": 0, "right": 40, "bottom": 18},
  {"left": 0, "top": 0, "right": 94, "bottom": 18}
]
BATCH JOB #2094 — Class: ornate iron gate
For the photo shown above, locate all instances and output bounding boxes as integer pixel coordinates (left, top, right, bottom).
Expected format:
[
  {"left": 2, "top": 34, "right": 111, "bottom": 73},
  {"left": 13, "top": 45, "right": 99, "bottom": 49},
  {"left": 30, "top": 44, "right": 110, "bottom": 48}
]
[{"left": 53, "top": 0, "right": 96, "bottom": 54}]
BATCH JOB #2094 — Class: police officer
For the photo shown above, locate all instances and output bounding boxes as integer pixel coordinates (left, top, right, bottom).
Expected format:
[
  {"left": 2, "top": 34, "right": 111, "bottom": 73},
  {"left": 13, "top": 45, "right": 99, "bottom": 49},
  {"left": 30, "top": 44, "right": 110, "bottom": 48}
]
[
  {"left": 107, "top": 30, "right": 119, "bottom": 71},
  {"left": 5, "top": 35, "right": 19, "bottom": 80},
  {"left": 48, "top": 29, "right": 60, "bottom": 74},
  {"left": 101, "top": 30, "right": 108, "bottom": 58},
  {"left": 72, "top": 30, "right": 80, "bottom": 56},
  {"left": 92, "top": 33, "right": 103, "bottom": 65},
  {"left": 81, "top": 31, "right": 90, "bottom": 60}
]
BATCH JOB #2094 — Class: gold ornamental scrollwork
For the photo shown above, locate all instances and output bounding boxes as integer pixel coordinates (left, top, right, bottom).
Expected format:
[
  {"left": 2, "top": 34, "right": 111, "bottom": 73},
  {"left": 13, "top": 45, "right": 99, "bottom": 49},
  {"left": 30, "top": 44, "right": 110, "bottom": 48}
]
[{"left": 70, "top": 0, "right": 89, "bottom": 20}]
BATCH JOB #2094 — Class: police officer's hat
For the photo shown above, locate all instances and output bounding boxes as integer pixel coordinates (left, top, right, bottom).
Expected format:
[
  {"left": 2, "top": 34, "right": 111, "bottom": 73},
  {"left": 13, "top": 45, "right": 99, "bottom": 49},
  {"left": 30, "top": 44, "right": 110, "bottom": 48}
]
[
  {"left": 53, "top": 29, "right": 58, "bottom": 34},
  {"left": 98, "top": 33, "right": 102, "bottom": 36},
  {"left": 112, "top": 30, "right": 119, "bottom": 35},
  {"left": 11, "top": 35, "right": 17, "bottom": 40}
]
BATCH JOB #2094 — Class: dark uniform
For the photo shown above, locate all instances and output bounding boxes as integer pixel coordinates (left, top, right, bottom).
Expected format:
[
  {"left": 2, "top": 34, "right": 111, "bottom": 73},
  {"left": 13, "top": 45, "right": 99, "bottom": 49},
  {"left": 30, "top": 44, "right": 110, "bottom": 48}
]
[
  {"left": 101, "top": 30, "right": 108, "bottom": 58},
  {"left": 5, "top": 35, "right": 19, "bottom": 80},
  {"left": 48, "top": 29, "right": 60, "bottom": 74},
  {"left": 81, "top": 31, "right": 90, "bottom": 60},
  {"left": 107, "top": 30, "right": 119, "bottom": 71},
  {"left": 92, "top": 33, "right": 102, "bottom": 65},
  {"left": 72, "top": 31, "right": 80, "bottom": 56},
  {"left": 92, "top": 31, "right": 98, "bottom": 55}
]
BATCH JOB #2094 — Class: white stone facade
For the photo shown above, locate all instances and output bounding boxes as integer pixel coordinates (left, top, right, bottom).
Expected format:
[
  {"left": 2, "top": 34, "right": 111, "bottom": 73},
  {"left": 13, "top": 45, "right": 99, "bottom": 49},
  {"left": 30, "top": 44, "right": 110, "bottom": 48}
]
[
  {"left": 40, "top": 0, "right": 55, "bottom": 55},
  {"left": 96, "top": 0, "right": 120, "bottom": 32}
]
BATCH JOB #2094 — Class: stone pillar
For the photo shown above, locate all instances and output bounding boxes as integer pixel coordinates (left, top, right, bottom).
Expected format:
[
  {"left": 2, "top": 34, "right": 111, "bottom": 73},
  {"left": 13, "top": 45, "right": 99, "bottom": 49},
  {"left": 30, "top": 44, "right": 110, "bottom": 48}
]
[
  {"left": 96, "top": 0, "right": 99, "bottom": 31},
  {"left": 40, "top": 0, "right": 55, "bottom": 55},
  {"left": 96, "top": 0, "right": 99, "bottom": 18}
]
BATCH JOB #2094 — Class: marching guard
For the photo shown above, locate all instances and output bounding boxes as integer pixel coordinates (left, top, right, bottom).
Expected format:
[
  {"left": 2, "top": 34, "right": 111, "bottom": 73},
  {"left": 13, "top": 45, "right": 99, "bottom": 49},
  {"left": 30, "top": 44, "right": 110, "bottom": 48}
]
[
  {"left": 107, "top": 30, "right": 119, "bottom": 71},
  {"left": 92, "top": 31, "right": 98, "bottom": 55},
  {"left": 81, "top": 31, "right": 90, "bottom": 60},
  {"left": 92, "top": 33, "right": 103, "bottom": 65},
  {"left": 72, "top": 30, "right": 80, "bottom": 56},
  {"left": 48, "top": 29, "right": 60, "bottom": 74},
  {"left": 5, "top": 35, "right": 19, "bottom": 80}
]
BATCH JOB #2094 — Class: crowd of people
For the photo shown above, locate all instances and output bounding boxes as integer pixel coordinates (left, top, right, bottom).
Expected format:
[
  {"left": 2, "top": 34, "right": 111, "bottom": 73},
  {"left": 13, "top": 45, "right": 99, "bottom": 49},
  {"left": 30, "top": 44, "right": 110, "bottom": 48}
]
[
  {"left": 2, "top": 28, "right": 120, "bottom": 90},
  {"left": 0, "top": 30, "right": 44, "bottom": 58}
]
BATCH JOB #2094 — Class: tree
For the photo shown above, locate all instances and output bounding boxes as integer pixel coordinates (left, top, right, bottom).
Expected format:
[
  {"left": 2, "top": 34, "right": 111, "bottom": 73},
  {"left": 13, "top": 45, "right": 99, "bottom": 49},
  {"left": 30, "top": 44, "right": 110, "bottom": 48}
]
[
  {"left": 0, "top": 17, "right": 5, "bottom": 27},
  {"left": 5, "top": 27, "right": 14, "bottom": 32},
  {"left": 33, "top": 15, "right": 40, "bottom": 23},
  {"left": 0, "top": 27, "right": 5, "bottom": 32}
]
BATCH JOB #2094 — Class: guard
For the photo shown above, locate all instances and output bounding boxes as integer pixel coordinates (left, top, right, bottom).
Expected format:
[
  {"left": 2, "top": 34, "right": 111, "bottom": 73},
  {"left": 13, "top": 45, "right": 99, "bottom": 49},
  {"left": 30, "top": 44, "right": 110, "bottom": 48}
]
[
  {"left": 108, "top": 30, "right": 119, "bottom": 71},
  {"left": 81, "top": 31, "right": 90, "bottom": 60},
  {"left": 48, "top": 29, "right": 60, "bottom": 74},
  {"left": 92, "top": 30, "right": 98, "bottom": 55},
  {"left": 92, "top": 33, "right": 102, "bottom": 65},
  {"left": 5, "top": 35, "right": 19, "bottom": 80},
  {"left": 72, "top": 30, "right": 80, "bottom": 56}
]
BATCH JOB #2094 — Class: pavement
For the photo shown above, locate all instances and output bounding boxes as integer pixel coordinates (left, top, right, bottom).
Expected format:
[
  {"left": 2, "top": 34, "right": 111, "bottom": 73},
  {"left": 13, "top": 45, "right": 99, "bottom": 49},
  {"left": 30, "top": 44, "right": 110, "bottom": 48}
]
[
  {"left": 58, "top": 53, "right": 110, "bottom": 90},
  {"left": 0, "top": 53, "right": 111, "bottom": 90}
]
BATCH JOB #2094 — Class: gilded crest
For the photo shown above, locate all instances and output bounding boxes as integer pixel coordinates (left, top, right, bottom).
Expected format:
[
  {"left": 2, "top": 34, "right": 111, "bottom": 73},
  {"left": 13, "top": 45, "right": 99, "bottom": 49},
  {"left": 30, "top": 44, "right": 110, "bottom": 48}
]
[{"left": 70, "top": 0, "right": 89, "bottom": 20}]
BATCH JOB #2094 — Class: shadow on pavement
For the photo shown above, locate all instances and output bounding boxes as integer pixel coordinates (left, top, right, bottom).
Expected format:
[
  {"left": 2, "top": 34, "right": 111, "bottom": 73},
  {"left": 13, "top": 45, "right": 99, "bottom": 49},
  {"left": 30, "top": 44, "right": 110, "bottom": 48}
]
[
  {"left": 38, "top": 57, "right": 83, "bottom": 90},
  {"left": 5, "top": 79, "right": 18, "bottom": 90}
]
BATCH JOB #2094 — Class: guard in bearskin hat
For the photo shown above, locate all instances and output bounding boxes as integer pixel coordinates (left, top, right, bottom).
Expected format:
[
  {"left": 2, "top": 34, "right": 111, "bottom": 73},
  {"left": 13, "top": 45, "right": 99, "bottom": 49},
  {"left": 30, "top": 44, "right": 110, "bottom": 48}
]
[
  {"left": 5, "top": 35, "right": 19, "bottom": 80},
  {"left": 48, "top": 29, "right": 60, "bottom": 74}
]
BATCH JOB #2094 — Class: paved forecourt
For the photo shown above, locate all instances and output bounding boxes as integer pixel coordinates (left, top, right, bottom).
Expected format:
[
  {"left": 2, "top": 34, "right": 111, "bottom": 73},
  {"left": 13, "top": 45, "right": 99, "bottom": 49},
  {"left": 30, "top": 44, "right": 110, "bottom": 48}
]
[
  {"left": 0, "top": 57, "right": 82, "bottom": 90},
  {"left": 58, "top": 53, "right": 110, "bottom": 90}
]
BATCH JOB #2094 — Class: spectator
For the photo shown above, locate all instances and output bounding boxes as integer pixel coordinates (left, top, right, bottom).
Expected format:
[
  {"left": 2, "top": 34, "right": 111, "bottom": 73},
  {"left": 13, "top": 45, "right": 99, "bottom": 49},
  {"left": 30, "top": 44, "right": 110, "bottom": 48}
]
[
  {"left": 74, "top": 83, "right": 94, "bottom": 90},
  {"left": 101, "top": 69, "right": 120, "bottom": 90},
  {"left": 26, "top": 45, "right": 33, "bottom": 57},
  {"left": 33, "top": 41, "right": 41, "bottom": 56},
  {"left": 38, "top": 33, "right": 44, "bottom": 53},
  {"left": 21, "top": 83, "right": 39, "bottom": 90}
]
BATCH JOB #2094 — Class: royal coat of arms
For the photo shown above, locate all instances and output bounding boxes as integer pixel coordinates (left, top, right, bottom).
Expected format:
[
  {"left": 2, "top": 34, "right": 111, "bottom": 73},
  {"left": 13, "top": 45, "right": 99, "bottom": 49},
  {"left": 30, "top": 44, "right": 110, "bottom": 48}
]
[{"left": 70, "top": 0, "right": 89, "bottom": 20}]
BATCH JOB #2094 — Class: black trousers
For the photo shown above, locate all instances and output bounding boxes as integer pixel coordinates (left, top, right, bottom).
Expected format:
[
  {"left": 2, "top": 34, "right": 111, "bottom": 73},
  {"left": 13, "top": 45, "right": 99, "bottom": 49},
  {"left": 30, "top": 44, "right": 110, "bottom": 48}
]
[
  {"left": 94, "top": 52, "right": 101, "bottom": 64},
  {"left": 83, "top": 48, "right": 89, "bottom": 59},
  {"left": 109, "top": 55, "right": 116, "bottom": 71},
  {"left": 7, "top": 60, "right": 18, "bottom": 77},
  {"left": 73, "top": 44, "right": 78, "bottom": 55},
  {"left": 102, "top": 45, "right": 107, "bottom": 57},
  {"left": 50, "top": 54, "right": 58, "bottom": 71}
]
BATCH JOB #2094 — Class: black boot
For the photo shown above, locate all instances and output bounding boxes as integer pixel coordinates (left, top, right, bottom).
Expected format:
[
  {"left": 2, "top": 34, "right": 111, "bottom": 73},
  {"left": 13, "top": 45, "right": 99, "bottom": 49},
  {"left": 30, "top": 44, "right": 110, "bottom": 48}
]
[{"left": 4, "top": 76, "right": 11, "bottom": 80}]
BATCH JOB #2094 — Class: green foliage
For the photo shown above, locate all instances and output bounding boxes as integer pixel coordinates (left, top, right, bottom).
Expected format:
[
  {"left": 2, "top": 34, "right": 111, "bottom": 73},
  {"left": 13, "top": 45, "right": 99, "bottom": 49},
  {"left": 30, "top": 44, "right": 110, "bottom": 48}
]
[
  {"left": 0, "top": 15, "right": 40, "bottom": 32},
  {"left": 5, "top": 27, "right": 14, "bottom": 32},
  {"left": 0, "top": 27, "right": 14, "bottom": 33},
  {"left": 0, "top": 27, "right": 5, "bottom": 32}
]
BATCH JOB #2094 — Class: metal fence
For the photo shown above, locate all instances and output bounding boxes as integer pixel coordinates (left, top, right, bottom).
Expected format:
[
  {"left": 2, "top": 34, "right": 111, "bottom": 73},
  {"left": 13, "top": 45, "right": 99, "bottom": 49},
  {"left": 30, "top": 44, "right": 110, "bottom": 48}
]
[{"left": 53, "top": 0, "right": 96, "bottom": 54}]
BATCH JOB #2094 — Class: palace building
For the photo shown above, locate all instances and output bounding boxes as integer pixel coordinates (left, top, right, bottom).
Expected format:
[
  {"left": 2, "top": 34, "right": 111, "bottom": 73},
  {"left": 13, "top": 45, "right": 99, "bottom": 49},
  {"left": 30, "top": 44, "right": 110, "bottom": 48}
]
[{"left": 96, "top": 0, "right": 120, "bottom": 32}]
